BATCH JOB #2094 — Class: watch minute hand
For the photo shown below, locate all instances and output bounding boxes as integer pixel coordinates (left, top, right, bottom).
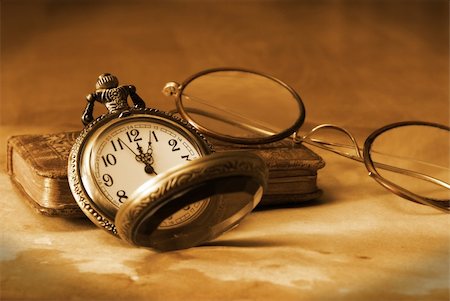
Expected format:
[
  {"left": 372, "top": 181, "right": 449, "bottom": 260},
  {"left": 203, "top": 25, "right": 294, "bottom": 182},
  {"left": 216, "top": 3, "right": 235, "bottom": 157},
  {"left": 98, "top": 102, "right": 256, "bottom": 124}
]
[{"left": 117, "top": 138, "right": 138, "bottom": 155}]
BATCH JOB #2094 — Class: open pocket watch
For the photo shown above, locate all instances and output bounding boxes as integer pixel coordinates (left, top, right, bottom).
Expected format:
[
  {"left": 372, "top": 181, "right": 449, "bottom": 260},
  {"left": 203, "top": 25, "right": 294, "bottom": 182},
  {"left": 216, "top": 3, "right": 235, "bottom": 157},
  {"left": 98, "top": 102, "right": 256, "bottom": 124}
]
[{"left": 68, "top": 73, "right": 268, "bottom": 251}]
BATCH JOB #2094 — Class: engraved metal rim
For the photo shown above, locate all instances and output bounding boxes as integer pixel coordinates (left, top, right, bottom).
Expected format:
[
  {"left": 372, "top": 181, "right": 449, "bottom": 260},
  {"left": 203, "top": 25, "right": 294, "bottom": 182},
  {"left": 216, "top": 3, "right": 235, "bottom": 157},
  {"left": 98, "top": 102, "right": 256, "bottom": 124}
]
[
  {"left": 115, "top": 151, "right": 269, "bottom": 248},
  {"left": 67, "top": 108, "right": 214, "bottom": 236},
  {"left": 175, "top": 67, "right": 306, "bottom": 145},
  {"left": 363, "top": 120, "right": 450, "bottom": 212}
]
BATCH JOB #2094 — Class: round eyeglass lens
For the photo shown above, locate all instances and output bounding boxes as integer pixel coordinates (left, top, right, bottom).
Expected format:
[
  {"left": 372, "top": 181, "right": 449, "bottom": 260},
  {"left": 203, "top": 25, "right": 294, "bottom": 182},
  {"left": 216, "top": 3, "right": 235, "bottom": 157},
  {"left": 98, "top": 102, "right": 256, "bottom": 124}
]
[
  {"left": 367, "top": 123, "right": 449, "bottom": 202},
  {"left": 178, "top": 69, "right": 305, "bottom": 144}
]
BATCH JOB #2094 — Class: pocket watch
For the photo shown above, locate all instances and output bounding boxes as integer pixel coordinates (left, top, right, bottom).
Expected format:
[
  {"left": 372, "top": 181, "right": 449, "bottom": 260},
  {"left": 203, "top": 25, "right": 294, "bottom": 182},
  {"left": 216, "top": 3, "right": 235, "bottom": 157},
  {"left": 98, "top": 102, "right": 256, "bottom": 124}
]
[{"left": 68, "top": 73, "right": 268, "bottom": 251}]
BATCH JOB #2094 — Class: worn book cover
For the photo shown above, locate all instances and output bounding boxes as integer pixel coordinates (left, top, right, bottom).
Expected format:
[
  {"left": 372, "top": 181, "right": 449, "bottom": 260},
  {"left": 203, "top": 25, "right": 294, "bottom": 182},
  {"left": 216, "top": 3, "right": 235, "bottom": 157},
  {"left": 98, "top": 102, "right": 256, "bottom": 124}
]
[{"left": 7, "top": 131, "right": 325, "bottom": 217}]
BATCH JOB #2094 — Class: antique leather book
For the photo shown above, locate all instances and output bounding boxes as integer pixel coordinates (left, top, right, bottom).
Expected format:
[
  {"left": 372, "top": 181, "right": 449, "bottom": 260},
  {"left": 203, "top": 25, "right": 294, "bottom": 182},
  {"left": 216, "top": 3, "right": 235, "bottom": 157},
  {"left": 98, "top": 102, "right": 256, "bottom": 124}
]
[{"left": 7, "top": 131, "right": 325, "bottom": 217}]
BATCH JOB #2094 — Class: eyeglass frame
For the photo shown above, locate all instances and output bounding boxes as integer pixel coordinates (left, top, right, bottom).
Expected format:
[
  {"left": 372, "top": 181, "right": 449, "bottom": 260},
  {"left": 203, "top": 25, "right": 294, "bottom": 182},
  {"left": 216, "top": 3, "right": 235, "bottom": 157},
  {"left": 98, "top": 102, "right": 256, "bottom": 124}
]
[
  {"left": 163, "top": 68, "right": 449, "bottom": 213},
  {"left": 363, "top": 121, "right": 449, "bottom": 212},
  {"left": 163, "top": 67, "right": 306, "bottom": 145},
  {"left": 295, "top": 121, "right": 450, "bottom": 213}
]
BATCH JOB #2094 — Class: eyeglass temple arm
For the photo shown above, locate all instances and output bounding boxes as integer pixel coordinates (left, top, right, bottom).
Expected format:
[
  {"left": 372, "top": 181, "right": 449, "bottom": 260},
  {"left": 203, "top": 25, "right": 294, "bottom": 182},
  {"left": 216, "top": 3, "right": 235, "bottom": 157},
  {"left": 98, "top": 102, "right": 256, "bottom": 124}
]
[
  {"left": 169, "top": 106, "right": 277, "bottom": 136},
  {"left": 295, "top": 124, "right": 450, "bottom": 189},
  {"left": 181, "top": 94, "right": 279, "bottom": 135}
]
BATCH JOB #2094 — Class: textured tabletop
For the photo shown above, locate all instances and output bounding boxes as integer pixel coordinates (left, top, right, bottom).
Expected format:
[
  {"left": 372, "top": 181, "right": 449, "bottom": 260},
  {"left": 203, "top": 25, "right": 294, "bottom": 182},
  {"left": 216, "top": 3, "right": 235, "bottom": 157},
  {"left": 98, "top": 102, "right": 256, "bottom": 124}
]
[{"left": 1, "top": 1, "right": 449, "bottom": 300}]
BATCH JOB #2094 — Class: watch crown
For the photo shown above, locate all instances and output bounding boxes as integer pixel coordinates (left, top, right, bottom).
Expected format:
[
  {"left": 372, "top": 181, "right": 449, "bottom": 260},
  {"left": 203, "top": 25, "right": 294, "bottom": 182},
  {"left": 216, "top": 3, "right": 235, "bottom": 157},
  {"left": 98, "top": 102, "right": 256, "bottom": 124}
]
[{"left": 96, "top": 73, "right": 119, "bottom": 90}]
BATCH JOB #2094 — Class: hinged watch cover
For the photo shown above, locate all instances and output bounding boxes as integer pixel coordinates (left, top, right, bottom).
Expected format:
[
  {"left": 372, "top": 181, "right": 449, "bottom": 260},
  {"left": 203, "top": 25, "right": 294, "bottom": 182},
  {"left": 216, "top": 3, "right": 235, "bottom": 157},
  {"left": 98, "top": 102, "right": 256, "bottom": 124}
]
[{"left": 116, "top": 151, "right": 268, "bottom": 251}]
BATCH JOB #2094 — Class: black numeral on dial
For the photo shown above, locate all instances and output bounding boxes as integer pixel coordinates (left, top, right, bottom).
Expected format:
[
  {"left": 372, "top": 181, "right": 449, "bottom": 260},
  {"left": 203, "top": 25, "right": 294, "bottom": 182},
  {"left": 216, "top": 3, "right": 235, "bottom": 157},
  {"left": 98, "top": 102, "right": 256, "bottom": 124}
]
[
  {"left": 151, "top": 131, "right": 159, "bottom": 142},
  {"left": 102, "top": 174, "right": 114, "bottom": 187},
  {"left": 117, "top": 190, "right": 128, "bottom": 203},
  {"left": 168, "top": 139, "right": 180, "bottom": 151},
  {"left": 102, "top": 154, "right": 117, "bottom": 167},
  {"left": 126, "top": 129, "right": 142, "bottom": 143},
  {"left": 111, "top": 139, "right": 125, "bottom": 151}
]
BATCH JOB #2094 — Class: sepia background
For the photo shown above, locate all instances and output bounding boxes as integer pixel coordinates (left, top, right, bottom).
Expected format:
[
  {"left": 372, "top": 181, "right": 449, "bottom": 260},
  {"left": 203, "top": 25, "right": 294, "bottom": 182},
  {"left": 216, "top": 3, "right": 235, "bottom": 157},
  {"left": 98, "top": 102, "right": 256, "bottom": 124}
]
[{"left": 1, "top": 1, "right": 449, "bottom": 300}]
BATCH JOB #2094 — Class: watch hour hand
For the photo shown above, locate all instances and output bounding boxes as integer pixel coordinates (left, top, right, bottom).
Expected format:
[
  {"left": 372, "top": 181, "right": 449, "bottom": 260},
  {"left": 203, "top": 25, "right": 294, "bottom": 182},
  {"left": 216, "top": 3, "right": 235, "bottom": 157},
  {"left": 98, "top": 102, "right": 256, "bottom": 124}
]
[
  {"left": 116, "top": 138, "right": 154, "bottom": 171},
  {"left": 144, "top": 164, "right": 157, "bottom": 175},
  {"left": 136, "top": 142, "right": 144, "bottom": 155},
  {"left": 135, "top": 142, "right": 156, "bottom": 174},
  {"left": 135, "top": 152, "right": 154, "bottom": 164}
]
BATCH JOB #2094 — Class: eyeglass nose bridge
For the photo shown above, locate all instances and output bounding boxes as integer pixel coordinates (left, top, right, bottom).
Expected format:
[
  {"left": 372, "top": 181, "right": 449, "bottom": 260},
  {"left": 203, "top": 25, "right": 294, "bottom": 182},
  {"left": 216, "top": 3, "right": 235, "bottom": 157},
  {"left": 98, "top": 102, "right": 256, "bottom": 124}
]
[{"left": 293, "top": 124, "right": 364, "bottom": 161}]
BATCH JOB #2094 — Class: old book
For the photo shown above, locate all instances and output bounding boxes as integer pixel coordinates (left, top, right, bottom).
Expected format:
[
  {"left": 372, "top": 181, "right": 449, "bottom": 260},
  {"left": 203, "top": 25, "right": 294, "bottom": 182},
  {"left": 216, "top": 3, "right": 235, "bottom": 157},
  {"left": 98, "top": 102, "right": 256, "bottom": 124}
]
[
  {"left": 208, "top": 138, "right": 325, "bottom": 205},
  {"left": 7, "top": 132, "right": 84, "bottom": 217},
  {"left": 7, "top": 131, "right": 325, "bottom": 217}
]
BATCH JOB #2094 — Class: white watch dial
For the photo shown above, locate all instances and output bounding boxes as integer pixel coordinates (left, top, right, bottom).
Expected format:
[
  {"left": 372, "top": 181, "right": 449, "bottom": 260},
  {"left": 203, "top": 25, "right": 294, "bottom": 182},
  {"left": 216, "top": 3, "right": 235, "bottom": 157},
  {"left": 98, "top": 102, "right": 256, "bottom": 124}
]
[{"left": 87, "top": 118, "right": 209, "bottom": 228}]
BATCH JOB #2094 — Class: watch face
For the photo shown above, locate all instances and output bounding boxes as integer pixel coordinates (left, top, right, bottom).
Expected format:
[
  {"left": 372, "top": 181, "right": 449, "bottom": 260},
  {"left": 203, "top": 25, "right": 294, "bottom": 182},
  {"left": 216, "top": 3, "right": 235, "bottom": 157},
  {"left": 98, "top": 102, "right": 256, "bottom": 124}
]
[{"left": 73, "top": 110, "right": 212, "bottom": 231}]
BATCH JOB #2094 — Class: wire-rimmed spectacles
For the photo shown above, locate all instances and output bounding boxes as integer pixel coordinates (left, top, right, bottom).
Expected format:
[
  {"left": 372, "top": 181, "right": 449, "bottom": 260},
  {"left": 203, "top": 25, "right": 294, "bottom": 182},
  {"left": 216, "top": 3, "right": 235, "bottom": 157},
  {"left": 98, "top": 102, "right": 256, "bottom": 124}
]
[
  {"left": 163, "top": 68, "right": 449, "bottom": 213},
  {"left": 295, "top": 121, "right": 449, "bottom": 212}
]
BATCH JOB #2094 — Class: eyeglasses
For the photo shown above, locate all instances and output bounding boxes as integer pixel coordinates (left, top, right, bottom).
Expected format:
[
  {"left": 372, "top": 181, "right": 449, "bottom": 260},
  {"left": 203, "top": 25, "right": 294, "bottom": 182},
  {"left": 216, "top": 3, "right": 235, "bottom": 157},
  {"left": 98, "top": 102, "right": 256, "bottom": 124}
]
[
  {"left": 163, "top": 68, "right": 450, "bottom": 213},
  {"left": 296, "top": 122, "right": 449, "bottom": 212}
]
